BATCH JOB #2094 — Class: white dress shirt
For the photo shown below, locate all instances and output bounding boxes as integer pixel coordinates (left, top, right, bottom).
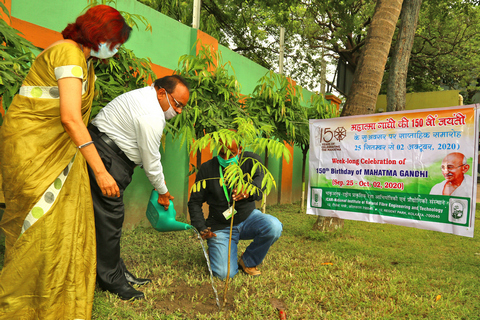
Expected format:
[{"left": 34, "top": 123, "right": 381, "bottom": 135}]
[{"left": 91, "top": 86, "right": 168, "bottom": 194}]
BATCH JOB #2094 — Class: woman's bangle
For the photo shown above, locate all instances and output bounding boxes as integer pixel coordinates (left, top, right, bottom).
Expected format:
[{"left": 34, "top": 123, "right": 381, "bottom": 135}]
[{"left": 78, "top": 141, "right": 94, "bottom": 149}]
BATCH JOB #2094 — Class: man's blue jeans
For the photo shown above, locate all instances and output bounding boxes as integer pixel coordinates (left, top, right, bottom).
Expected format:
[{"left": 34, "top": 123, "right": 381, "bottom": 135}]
[{"left": 206, "top": 209, "right": 283, "bottom": 279}]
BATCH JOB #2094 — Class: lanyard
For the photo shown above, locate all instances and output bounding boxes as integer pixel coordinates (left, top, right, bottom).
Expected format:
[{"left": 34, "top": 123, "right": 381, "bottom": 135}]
[{"left": 219, "top": 166, "right": 232, "bottom": 203}]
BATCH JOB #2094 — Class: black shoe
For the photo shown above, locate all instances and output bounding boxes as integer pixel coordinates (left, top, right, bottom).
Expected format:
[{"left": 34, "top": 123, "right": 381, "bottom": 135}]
[
  {"left": 125, "top": 270, "right": 152, "bottom": 286},
  {"left": 107, "top": 283, "right": 145, "bottom": 301}
]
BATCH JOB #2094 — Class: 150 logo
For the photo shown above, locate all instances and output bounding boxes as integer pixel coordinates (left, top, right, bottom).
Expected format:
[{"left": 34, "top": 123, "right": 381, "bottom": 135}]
[{"left": 315, "top": 127, "right": 347, "bottom": 145}]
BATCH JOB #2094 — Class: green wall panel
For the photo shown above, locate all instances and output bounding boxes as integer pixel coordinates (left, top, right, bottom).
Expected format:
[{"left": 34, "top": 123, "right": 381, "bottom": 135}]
[
  {"left": 292, "top": 145, "right": 305, "bottom": 203},
  {"left": 219, "top": 44, "right": 269, "bottom": 95},
  {"left": 158, "top": 134, "right": 190, "bottom": 216},
  {"left": 11, "top": 0, "right": 192, "bottom": 71},
  {"left": 118, "top": 0, "right": 193, "bottom": 71},
  {"left": 123, "top": 167, "right": 152, "bottom": 229},
  {"left": 254, "top": 150, "right": 281, "bottom": 206},
  {"left": 123, "top": 133, "right": 190, "bottom": 229},
  {"left": 11, "top": 0, "right": 85, "bottom": 31},
  {"left": 301, "top": 89, "right": 315, "bottom": 106}
]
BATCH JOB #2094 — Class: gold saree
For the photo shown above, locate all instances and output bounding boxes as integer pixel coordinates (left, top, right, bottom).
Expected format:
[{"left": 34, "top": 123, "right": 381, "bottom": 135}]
[{"left": 0, "top": 43, "right": 96, "bottom": 320}]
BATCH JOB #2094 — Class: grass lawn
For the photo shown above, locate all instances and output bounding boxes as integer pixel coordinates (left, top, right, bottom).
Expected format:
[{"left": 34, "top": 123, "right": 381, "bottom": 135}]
[
  {"left": 1, "top": 202, "right": 480, "bottom": 319},
  {"left": 93, "top": 202, "right": 480, "bottom": 319}
]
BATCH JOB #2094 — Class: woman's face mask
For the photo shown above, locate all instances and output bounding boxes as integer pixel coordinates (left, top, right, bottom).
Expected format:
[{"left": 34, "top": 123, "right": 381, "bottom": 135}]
[
  {"left": 91, "top": 42, "right": 119, "bottom": 59},
  {"left": 217, "top": 154, "right": 239, "bottom": 168}
]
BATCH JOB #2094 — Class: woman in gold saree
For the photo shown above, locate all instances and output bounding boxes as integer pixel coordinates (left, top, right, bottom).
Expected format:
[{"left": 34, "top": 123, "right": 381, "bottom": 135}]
[{"left": 0, "top": 5, "right": 131, "bottom": 319}]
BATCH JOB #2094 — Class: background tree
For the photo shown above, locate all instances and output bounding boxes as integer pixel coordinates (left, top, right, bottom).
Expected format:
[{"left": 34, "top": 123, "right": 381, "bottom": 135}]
[
  {"left": 138, "top": 0, "right": 480, "bottom": 106},
  {"left": 401, "top": 0, "right": 480, "bottom": 103},
  {"left": 386, "top": 0, "right": 422, "bottom": 112},
  {"left": 313, "top": 0, "right": 403, "bottom": 231},
  {"left": 341, "top": 0, "right": 404, "bottom": 116}
]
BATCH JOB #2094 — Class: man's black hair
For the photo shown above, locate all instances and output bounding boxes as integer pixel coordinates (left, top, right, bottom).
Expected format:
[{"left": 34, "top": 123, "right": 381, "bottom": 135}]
[{"left": 153, "top": 75, "right": 190, "bottom": 94}]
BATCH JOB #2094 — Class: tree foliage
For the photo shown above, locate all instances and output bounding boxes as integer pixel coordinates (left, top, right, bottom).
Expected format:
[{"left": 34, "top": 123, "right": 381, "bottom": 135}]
[
  {"left": 342, "top": 0, "right": 403, "bottom": 117},
  {"left": 138, "top": 0, "right": 480, "bottom": 103},
  {"left": 0, "top": 1, "right": 36, "bottom": 121},
  {"left": 170, "top": 45, "right": 247, "bottom": 149},
  {"left": 387, "top": 0, "right": 422, "bottom": 112},
  {"left": 190, "top": 117, "right": 290, "bottom": 208},
  {"left": 404, "top": 0, "right": 480, "bottom": 102},
  {"left": 246, "top": 71, "right": 304, "bottom": 144}
]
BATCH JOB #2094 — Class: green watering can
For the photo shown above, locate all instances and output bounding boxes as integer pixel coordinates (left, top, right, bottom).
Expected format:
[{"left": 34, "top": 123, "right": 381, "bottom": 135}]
[{"left": 146, "top": 189, "right": 193, "bottom": 232}]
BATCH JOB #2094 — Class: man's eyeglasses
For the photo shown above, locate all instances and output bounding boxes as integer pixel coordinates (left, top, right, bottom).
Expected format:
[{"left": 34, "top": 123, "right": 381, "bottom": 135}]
[
  {"left": 160, "top": 86, "right": 184, "bottom": 109},
  {"left": 170, "top": 94, "right": 184, "bottom": 109},
  {"left": 441, "top": 164, "right": 465, "bottom": 171}
]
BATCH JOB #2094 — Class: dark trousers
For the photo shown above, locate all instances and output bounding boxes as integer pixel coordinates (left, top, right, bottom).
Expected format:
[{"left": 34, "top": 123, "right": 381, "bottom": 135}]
[{"left": 87, "top": 125, "right": 136, "bottom": 291}]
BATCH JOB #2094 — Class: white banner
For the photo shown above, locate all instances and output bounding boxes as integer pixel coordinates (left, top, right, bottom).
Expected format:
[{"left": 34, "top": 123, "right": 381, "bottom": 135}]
[{"left": 307, "top": 105, "right": 479, "bottom": 237}]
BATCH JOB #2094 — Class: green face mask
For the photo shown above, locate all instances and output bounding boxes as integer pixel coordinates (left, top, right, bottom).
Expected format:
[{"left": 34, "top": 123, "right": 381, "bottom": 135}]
[{"left": 217, "top": 155, "right": 239, "bottom": 168}]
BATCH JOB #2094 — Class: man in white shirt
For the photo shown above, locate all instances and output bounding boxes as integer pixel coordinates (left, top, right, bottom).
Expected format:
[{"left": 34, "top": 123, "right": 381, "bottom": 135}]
[
  {"left": 87, "top": 75, "right": 190, "bottom": 300},
  {"left": 429, "top": 152, "right": 473, "bottom": 197}
]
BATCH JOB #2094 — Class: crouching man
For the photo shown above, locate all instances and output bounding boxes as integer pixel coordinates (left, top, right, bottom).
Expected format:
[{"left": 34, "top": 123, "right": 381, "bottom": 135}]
[{"left": 188, "top": 139, "right": 282, "bottom": 279}]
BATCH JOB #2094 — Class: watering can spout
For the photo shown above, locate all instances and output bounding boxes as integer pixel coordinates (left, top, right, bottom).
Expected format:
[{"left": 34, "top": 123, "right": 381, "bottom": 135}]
[{"left": 146, "top": 190, "right": 194, "bottom": 232}]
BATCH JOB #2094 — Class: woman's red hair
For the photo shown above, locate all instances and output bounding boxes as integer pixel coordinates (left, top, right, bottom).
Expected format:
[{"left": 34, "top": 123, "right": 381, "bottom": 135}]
[{"left": 62, "top": 5, "right": 132, "bottom": 50}]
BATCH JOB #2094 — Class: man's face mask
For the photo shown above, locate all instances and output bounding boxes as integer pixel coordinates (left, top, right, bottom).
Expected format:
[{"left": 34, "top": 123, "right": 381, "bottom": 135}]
[
  {"left": 163, "top": 93, "right": 178, "bottom": 120},
  {"left": 217, "top": 140, "right": 241, "bottom": 167},
  {"left": 217, "top": 154, "right": 239, "bottom": 168},
  {"left": 91, "top": 42, "right": 119, "bottom": 59}
]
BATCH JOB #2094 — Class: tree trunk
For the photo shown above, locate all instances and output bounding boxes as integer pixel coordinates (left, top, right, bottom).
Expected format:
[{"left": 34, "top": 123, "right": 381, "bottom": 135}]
[
  {"left": 387, "top": 0, "right": 422, "bottom": 112},
  {"left": 262, "top": 147, "right": 269, "bottom": 213},
  {"left": 341, "top": 0, "right": 404, "bottom": 117},
  {"left": 301, "top": 146, "right": 308, "bottom": 211},
  {"left": 313, "top": 216, "right": 344, "bottom": 232},
  {"left": 319, "top": 0, "right": 403, "bottom": 232},
  {"left": 196, "top": 149, "right": 202, "bottom": 174}
]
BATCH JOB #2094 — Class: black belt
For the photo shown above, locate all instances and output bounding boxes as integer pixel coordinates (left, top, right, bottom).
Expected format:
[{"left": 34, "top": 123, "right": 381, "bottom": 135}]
[{"left": 88, "top": 124, "right": 135, "bottom": 167}]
